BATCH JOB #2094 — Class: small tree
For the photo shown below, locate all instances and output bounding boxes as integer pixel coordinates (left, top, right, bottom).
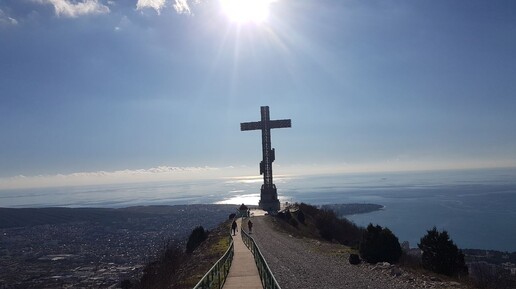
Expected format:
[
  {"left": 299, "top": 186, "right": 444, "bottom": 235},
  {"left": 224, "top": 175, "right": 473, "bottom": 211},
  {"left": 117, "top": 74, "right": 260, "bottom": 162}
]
[
  {"left": 359, "top": 224, "right": 402, "bottom": 264},
  {"left": 315, "top": 209, "right": 337, "bottom": 241},
  {"left": 186, "top": 226, "right": 208, "bottom": 254},
  {"left": 418, "top": 227, "right": 467, "bottom": 276}
]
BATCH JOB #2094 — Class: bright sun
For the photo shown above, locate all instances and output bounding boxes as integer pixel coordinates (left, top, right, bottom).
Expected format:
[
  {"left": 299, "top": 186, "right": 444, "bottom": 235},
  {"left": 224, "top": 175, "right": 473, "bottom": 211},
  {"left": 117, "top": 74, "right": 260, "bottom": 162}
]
[{"left": 220, "top": 0, "right": 275, "bottom": 24}]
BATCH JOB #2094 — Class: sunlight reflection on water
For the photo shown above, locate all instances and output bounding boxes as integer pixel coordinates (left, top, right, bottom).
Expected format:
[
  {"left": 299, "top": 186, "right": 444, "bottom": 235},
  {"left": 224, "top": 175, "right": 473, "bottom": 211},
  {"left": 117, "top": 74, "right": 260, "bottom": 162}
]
[
  {"left": 214, "top": 193, "right": 291, "bottom": 205},
  {"left": 215, "top": 193, "right": 260, "bottom": 205}
]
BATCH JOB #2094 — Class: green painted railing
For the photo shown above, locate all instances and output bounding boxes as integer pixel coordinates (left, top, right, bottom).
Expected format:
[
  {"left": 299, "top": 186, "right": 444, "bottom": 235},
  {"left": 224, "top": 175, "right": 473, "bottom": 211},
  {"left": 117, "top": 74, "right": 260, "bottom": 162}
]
[
  {"left": 241, "top": 222, "right": 282, "bottom": 289},
  {"left": 192, "top": 236, "right": 234, "bottom": 289}
]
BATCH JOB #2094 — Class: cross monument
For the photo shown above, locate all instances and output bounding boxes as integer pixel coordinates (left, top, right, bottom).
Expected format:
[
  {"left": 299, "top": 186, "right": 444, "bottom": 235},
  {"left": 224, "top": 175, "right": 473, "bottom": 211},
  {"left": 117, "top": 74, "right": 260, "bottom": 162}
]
[{"left": 240, "top": 106, "right": 291, "bottom": 211}]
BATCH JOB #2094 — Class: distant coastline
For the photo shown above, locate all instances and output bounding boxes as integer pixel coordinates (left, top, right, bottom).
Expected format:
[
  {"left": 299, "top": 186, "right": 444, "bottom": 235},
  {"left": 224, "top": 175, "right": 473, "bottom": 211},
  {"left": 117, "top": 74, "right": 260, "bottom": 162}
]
[
  {"left": 1, "top": 203, "right": 514, "bottom": 255},
  {"left": 0, "top": 203, "right": 383, "bottom": 229},
  {"left": 1, "top": 167, "right": 515, "bottom": 252}
]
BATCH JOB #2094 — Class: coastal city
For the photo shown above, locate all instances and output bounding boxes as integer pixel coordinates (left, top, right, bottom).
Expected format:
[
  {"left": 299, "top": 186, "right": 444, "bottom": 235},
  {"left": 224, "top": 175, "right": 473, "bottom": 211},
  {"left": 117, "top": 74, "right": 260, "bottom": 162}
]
[{"left": 0, "top": 205, "right": 235, "bottom": 288}]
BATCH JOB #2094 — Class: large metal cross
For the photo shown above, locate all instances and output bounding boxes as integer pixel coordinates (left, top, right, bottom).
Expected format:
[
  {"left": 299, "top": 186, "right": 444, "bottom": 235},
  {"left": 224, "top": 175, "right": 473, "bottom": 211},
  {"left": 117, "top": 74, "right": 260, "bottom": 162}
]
[{"left": 241, "top": 106, "right": 291, "bottom": 211}]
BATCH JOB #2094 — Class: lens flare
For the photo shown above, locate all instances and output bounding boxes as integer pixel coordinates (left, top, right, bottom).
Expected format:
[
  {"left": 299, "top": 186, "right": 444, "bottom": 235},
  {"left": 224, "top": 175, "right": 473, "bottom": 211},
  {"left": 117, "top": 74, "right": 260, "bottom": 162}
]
[{"left": 220, "top": 0, "right": 275, "bottom": 24}]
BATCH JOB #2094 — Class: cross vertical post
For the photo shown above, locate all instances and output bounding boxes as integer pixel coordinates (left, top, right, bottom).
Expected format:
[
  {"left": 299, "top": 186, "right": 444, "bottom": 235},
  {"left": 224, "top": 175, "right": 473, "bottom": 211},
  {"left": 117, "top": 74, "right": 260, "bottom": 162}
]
[{"left": 240, "top": 106, "right": 291, "bottom": 212}]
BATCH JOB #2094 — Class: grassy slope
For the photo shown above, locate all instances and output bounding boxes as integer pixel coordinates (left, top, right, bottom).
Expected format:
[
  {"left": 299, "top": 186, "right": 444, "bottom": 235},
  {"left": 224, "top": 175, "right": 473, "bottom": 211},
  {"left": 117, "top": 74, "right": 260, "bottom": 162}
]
[{"left": 175, "top": 220, "right": 232, "bottom": 289}]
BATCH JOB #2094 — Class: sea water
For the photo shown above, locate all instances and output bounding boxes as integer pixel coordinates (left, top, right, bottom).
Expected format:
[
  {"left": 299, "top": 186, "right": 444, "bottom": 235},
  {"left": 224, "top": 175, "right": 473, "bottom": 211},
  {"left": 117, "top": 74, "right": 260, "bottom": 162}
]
[
  {"left": 278, "top": 168, "right": 516, "bottom": 252},
  {"left": 1, "top": 167, "right": 515, "bottom": 251}
]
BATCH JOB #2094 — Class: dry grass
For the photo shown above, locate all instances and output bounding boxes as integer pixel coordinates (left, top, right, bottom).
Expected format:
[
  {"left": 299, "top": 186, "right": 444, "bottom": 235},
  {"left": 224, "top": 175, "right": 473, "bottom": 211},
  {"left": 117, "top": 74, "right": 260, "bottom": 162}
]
[{"left": 177, "top": 220, "right": 232, "bottom": 289}]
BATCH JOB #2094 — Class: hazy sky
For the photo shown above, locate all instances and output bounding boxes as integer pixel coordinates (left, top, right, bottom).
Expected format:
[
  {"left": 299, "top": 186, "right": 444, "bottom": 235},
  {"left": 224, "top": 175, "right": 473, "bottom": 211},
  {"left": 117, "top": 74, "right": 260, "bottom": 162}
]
[{"left": 1, "top": 0, "right": 515, "bottom": 188}]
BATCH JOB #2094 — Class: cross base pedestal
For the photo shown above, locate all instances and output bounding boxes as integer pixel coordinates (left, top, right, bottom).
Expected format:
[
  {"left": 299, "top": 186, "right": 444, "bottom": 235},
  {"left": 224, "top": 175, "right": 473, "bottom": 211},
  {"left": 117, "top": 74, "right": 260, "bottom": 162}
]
[{"left": 259, "top": 185, "right": 280, "bottom": 212}]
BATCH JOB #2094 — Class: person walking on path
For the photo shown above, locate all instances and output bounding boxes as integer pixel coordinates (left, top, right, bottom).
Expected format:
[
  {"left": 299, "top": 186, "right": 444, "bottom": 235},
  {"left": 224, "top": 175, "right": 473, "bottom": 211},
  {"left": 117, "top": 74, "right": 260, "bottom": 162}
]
[
  {"left": 232, "top": 220, "right": 238, "bottom": 236},
  {"left": 248, "top": 219, "right": 253, "bottom": 234}
]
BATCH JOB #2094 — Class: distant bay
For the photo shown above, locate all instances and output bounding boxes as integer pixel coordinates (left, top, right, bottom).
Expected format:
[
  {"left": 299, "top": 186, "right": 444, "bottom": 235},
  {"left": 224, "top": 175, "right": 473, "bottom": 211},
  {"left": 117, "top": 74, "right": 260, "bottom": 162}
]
[{"left": 1, "top": 167, "right": 515, "bottom": 252}]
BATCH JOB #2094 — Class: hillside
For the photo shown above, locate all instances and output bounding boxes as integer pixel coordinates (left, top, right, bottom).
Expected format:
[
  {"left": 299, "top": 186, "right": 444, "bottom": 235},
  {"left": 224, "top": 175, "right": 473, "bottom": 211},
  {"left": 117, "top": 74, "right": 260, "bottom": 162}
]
[
  {"left": 250, "top": 214, "right": 471, "bottom": 289},
  {"left": 133, "top": 219, "right": 233, "bottom": 289}
]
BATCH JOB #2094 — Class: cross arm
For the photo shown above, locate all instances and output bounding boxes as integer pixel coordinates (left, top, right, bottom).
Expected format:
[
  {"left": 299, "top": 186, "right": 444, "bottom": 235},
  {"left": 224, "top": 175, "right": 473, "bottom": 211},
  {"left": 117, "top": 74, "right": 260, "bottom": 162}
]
[
  {"left": 241, "top": 121, "right": 262, "bottom": 131},
  {"left": 269, "top": 119, "right": 292, "bottom": 129}
]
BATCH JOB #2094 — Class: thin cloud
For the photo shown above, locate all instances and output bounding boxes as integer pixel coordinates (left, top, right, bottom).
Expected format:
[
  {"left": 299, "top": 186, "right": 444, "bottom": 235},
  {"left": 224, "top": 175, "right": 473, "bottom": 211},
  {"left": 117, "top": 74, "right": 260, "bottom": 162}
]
[
  {"left": 0, "top": 165, "right": 224, "bottom": 189},
  {"left": 48, "top": 165, "right": 217, "bottom": 178},
  {"left": 136, "top": 0, "right": 166, "bottom": 13},
  {"left": 135, "top": 0, "right": 199, "bottom": 15},
  {"left": 36, "top": 0, "right": 110, "bottom": 18},
  {"left": 173, "top": 0, "right": 192, "bottom": 14},
  {"left": 0, "top": 9, "right": 18, "bottom": 25}
]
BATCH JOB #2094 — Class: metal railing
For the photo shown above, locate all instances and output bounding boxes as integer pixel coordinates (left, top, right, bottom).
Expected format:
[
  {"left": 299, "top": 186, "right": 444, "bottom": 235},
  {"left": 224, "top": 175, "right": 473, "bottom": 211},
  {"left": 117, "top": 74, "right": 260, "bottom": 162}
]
[
  {"left": 241, "top": 221, "right": 282, "bottom": 289},
  {"left": 192, "top": 236, "right": 234, "bottom": 289}
]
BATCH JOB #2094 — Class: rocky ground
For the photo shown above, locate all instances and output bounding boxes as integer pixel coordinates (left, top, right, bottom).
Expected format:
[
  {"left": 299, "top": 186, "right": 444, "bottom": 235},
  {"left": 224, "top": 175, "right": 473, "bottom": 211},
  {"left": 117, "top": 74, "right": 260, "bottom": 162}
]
[{"left": 249, "top": 215, "right": 470, "bottom": 289}]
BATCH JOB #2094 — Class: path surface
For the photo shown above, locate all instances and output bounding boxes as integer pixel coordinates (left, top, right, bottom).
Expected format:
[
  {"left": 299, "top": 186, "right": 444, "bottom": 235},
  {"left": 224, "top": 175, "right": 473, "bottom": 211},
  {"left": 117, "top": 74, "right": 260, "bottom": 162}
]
[
  {"left": 250, "top": 216, "right": 466, "bottom": 289},
  {"left": 222, "top": 218, "right": 263, "bottom": 289}
]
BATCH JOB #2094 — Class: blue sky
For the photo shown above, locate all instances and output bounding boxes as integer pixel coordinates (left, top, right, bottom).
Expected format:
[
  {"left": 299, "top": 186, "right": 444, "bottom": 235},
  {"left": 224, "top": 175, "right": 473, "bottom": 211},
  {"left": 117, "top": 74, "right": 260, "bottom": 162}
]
[{"left": 1, "top": 0, "right": 516, "bottom": 188}]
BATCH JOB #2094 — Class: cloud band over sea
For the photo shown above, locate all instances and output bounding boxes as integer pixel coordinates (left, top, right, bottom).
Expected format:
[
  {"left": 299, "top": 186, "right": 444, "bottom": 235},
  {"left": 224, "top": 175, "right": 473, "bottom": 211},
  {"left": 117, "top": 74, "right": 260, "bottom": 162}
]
[{"left": 0, "top": 165, "right": 225, "bottom": 190}]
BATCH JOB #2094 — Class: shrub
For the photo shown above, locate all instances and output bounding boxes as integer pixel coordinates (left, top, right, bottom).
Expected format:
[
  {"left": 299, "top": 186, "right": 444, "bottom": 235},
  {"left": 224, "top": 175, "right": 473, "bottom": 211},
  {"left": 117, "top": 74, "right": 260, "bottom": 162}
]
[
  {"left": 186, "top": 226, "right": 209, "bottom": 254},
  {"left": 349, "top": 254, "right": 360, "bottom": 265},
  {"left": 334, "top": 217, "right": 363, "bottom": 246},
  {"left": 296, "top": 210, "right": 305, "bottom": 224},
  {"left": 359, "top": 223, "right": 402, "bottom": 264},
  {"left": 289, "top": 218, "right": 299, "bottom": 228},
  {"left": 298, "top": 203, "right": 319, "bottom": 217},
  {"left": 418, "top": 227, "right": 467, "bottom": 276},
  {"left": 315, "top": 209, "right": 337, "bottom": 241},
  {"left": 296, "top": 202, "right": 363, "bottom": 246}
]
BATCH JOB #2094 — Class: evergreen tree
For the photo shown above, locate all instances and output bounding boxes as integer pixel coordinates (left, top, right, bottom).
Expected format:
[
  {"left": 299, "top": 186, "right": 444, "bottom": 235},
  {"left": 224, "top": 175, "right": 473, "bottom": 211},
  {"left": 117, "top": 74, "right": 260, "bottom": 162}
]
[
  {"left": 186, "top": 226, "right": 208, "bottom": 254},
  {"left": 359, "top": 223, "right": 402, "bottom": 264},
  {"left": 418, "top": 227, "right": 468, "bottom": 276}
]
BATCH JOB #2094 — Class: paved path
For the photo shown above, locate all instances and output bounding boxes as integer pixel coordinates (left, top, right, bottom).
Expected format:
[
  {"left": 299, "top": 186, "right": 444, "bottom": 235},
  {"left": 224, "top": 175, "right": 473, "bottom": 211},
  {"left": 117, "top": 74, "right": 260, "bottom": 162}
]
[{"left": 222, "top": 218, "right": 263, "bottom": 289}]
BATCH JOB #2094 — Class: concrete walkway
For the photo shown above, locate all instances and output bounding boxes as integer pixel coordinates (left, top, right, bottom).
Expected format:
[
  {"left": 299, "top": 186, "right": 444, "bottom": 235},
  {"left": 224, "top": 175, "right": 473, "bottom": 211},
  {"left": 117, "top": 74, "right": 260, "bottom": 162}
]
[{"left": 223, "top": 218, "right": 263, "bottom": 289}]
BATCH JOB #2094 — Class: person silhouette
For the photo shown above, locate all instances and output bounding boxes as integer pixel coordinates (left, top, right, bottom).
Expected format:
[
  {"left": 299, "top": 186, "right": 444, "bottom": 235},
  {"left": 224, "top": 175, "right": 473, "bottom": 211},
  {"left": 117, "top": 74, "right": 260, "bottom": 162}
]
[
  {"left": 248, "top": 219, "right": 253, "bottom": 234},
  {"left": 231, "top": 220, "right": 237, "bottom": 236}
]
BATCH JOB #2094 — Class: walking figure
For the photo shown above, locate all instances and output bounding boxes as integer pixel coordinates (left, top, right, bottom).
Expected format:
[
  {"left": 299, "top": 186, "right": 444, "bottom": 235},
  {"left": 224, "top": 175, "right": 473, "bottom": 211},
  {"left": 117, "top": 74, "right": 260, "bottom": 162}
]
[
  {"left": 248, "top": 219, "right": 253, "bottom": 234},
  {"left": 231, "top": 220, "right": 238, "bottom": 236}
]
